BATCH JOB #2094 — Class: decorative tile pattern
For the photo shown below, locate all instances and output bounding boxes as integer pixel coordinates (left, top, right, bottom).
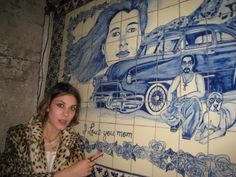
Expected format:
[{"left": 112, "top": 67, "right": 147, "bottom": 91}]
[
  {"left": 46, "top": 0, "right": 236, "bottom": 176},
  {"left": 81, "top": 135, "right": 236, "bottom": 177},
  {"left": 93, "top": 164, "right": 146, "bottom": 177}
]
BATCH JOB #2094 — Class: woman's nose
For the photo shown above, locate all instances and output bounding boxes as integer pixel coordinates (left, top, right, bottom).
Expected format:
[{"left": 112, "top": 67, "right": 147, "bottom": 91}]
[
  {"left": 119, "top": 39, "right": 128, "bottom": 49},
  {"left": 63, "top": 108, "right": 70, "bottom": 116}
]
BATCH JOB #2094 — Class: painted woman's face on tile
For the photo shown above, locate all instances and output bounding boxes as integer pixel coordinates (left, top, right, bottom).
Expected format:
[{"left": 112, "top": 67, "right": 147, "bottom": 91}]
[{"left": 103, "top": 9, "right": 141, "bottom": 62}]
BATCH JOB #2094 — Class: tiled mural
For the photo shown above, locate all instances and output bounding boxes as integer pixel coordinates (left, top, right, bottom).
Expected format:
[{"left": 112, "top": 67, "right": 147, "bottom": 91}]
[{"left": 51, "top": 0, "right": 236, "bottom": 176}]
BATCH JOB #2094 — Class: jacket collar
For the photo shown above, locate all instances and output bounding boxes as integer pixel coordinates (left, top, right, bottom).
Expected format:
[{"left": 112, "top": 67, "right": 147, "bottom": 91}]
[
  {"left": 53, "top": 128, "right": 74, "bottom": 171},
  {"left": 28, "top": 119, "right": 75, "bottom": 172}
]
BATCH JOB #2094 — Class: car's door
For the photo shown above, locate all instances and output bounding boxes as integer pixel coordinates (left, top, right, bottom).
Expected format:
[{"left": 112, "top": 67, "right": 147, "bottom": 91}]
[{"left": 212, "top": 28, "right": 236, "bottom": 70}]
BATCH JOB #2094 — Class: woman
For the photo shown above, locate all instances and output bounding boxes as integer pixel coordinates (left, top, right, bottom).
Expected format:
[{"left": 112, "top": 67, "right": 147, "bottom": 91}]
[
  {"left": 0, "top": 82, "right": 102, "bottom": 176},
  {"left": 64, "top": 0, "right": 148, "bottom": 83}
]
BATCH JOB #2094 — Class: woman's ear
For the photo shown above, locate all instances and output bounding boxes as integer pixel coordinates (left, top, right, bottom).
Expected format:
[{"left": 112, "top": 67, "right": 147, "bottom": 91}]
[{"left": 46, "top": 107, "right": 50, "bottom": 112}]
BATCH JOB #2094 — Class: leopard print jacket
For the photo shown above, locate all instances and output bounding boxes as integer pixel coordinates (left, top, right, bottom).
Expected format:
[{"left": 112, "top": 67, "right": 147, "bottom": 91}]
[{"left": 0, "top": 119, "right": 85, "bottom": 177}]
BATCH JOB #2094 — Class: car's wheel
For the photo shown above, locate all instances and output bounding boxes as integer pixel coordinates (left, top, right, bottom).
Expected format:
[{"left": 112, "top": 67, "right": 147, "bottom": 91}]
[{"left": 145, "top": 83, "right": 167, "bottom": 115}]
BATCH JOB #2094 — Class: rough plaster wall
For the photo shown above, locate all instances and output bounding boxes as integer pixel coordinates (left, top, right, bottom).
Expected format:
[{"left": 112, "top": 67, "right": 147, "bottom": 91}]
[{"left": 0, "top": 0, "right": 46, "bottom": 151}]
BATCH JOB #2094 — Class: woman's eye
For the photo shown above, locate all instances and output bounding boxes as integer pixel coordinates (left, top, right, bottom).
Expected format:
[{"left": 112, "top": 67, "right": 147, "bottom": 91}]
[
  {"left": 111, "top": 31, "right": 120, "bottom": 37},
  {"left": 56, "top": 103, "right": 64, "bottom": 108},
  {"left": 71, "top": 106, "right": 78, "bottom": 112},
  {"left": 127, "top": 27, "right": 137, "bottom": 33}
]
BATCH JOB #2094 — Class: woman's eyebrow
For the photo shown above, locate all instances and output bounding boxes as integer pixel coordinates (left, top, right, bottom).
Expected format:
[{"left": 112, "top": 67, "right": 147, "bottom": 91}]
[
  {"left": 54, "top": 100, "right": 65, "bottom": 103},
  {"left": 110, "top": 27, "right": 120, "bottom": 33},
  {"left": 54, "top": 100, "right": 77, "bottom": 106},
  {"left": 127, "top": 22, "right": 138, "bottom": 27}
]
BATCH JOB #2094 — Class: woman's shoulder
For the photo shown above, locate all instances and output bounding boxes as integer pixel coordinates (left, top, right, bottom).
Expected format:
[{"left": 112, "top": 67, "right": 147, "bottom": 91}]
[
  {"left": 7, "top": 122, "right": 31, "bottom": 137},
  {"left": 7, "top": 123, "right": 28, "bottom": 132}
]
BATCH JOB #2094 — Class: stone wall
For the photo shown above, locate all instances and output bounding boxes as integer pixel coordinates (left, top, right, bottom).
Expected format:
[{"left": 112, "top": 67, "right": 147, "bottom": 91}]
[{"left": 0, "top": 0, "right": 46, "bottom": 151}]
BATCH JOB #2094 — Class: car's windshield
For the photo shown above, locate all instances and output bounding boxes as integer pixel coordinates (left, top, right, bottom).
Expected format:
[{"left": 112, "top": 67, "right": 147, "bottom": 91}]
[
  {"left": 185, "top": 30, "right": 212, "bottom": 49},
  {"left": 155, "top": 36, "right": 180, "bottom": 54}
]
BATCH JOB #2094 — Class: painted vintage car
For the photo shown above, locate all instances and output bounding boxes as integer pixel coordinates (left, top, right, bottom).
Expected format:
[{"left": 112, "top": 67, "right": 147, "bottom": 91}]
[{"left": 91, "top": 23, "right": 236, "bottom": 115}]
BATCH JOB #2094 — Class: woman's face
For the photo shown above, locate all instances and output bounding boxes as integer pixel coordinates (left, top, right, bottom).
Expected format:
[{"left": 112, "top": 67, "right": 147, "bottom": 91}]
[
  {"left": 103, "top": 9, "right": 141, "bottom": 63},
  {"left": 46, "top": 94, "right": 78, "bottom": 131}
]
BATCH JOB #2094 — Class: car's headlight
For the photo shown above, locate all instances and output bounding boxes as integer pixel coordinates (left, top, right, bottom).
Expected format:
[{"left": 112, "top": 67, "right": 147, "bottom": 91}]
[
  {"left": 126, "top": 74, "right": 132, "bottom": 84},
  {"left": 121, "top": 93, "right": 127, "bottom": 98}
]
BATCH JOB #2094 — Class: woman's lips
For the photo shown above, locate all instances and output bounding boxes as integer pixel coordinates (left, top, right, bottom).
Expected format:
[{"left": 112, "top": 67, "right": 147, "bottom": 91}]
[
  {"left": 58, "top": 119, "right": 68, "bottom": 125},
  {"left": 116, "top": 50, "right": 130, "bottom": 58}
]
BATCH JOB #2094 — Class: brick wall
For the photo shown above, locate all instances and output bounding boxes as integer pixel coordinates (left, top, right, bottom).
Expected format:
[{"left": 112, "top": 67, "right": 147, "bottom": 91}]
[{"left": 0, "top": 0, "right": 46, "bottom": 151}]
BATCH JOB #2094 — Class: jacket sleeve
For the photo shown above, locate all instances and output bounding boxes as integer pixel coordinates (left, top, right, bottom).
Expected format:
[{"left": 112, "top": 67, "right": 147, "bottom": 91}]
[
  {"left": 0, "top": 126, "right": 23, "bottom": 176},
  {"left": 0, "top": 125, "right": 54, "bottom": 177}
]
